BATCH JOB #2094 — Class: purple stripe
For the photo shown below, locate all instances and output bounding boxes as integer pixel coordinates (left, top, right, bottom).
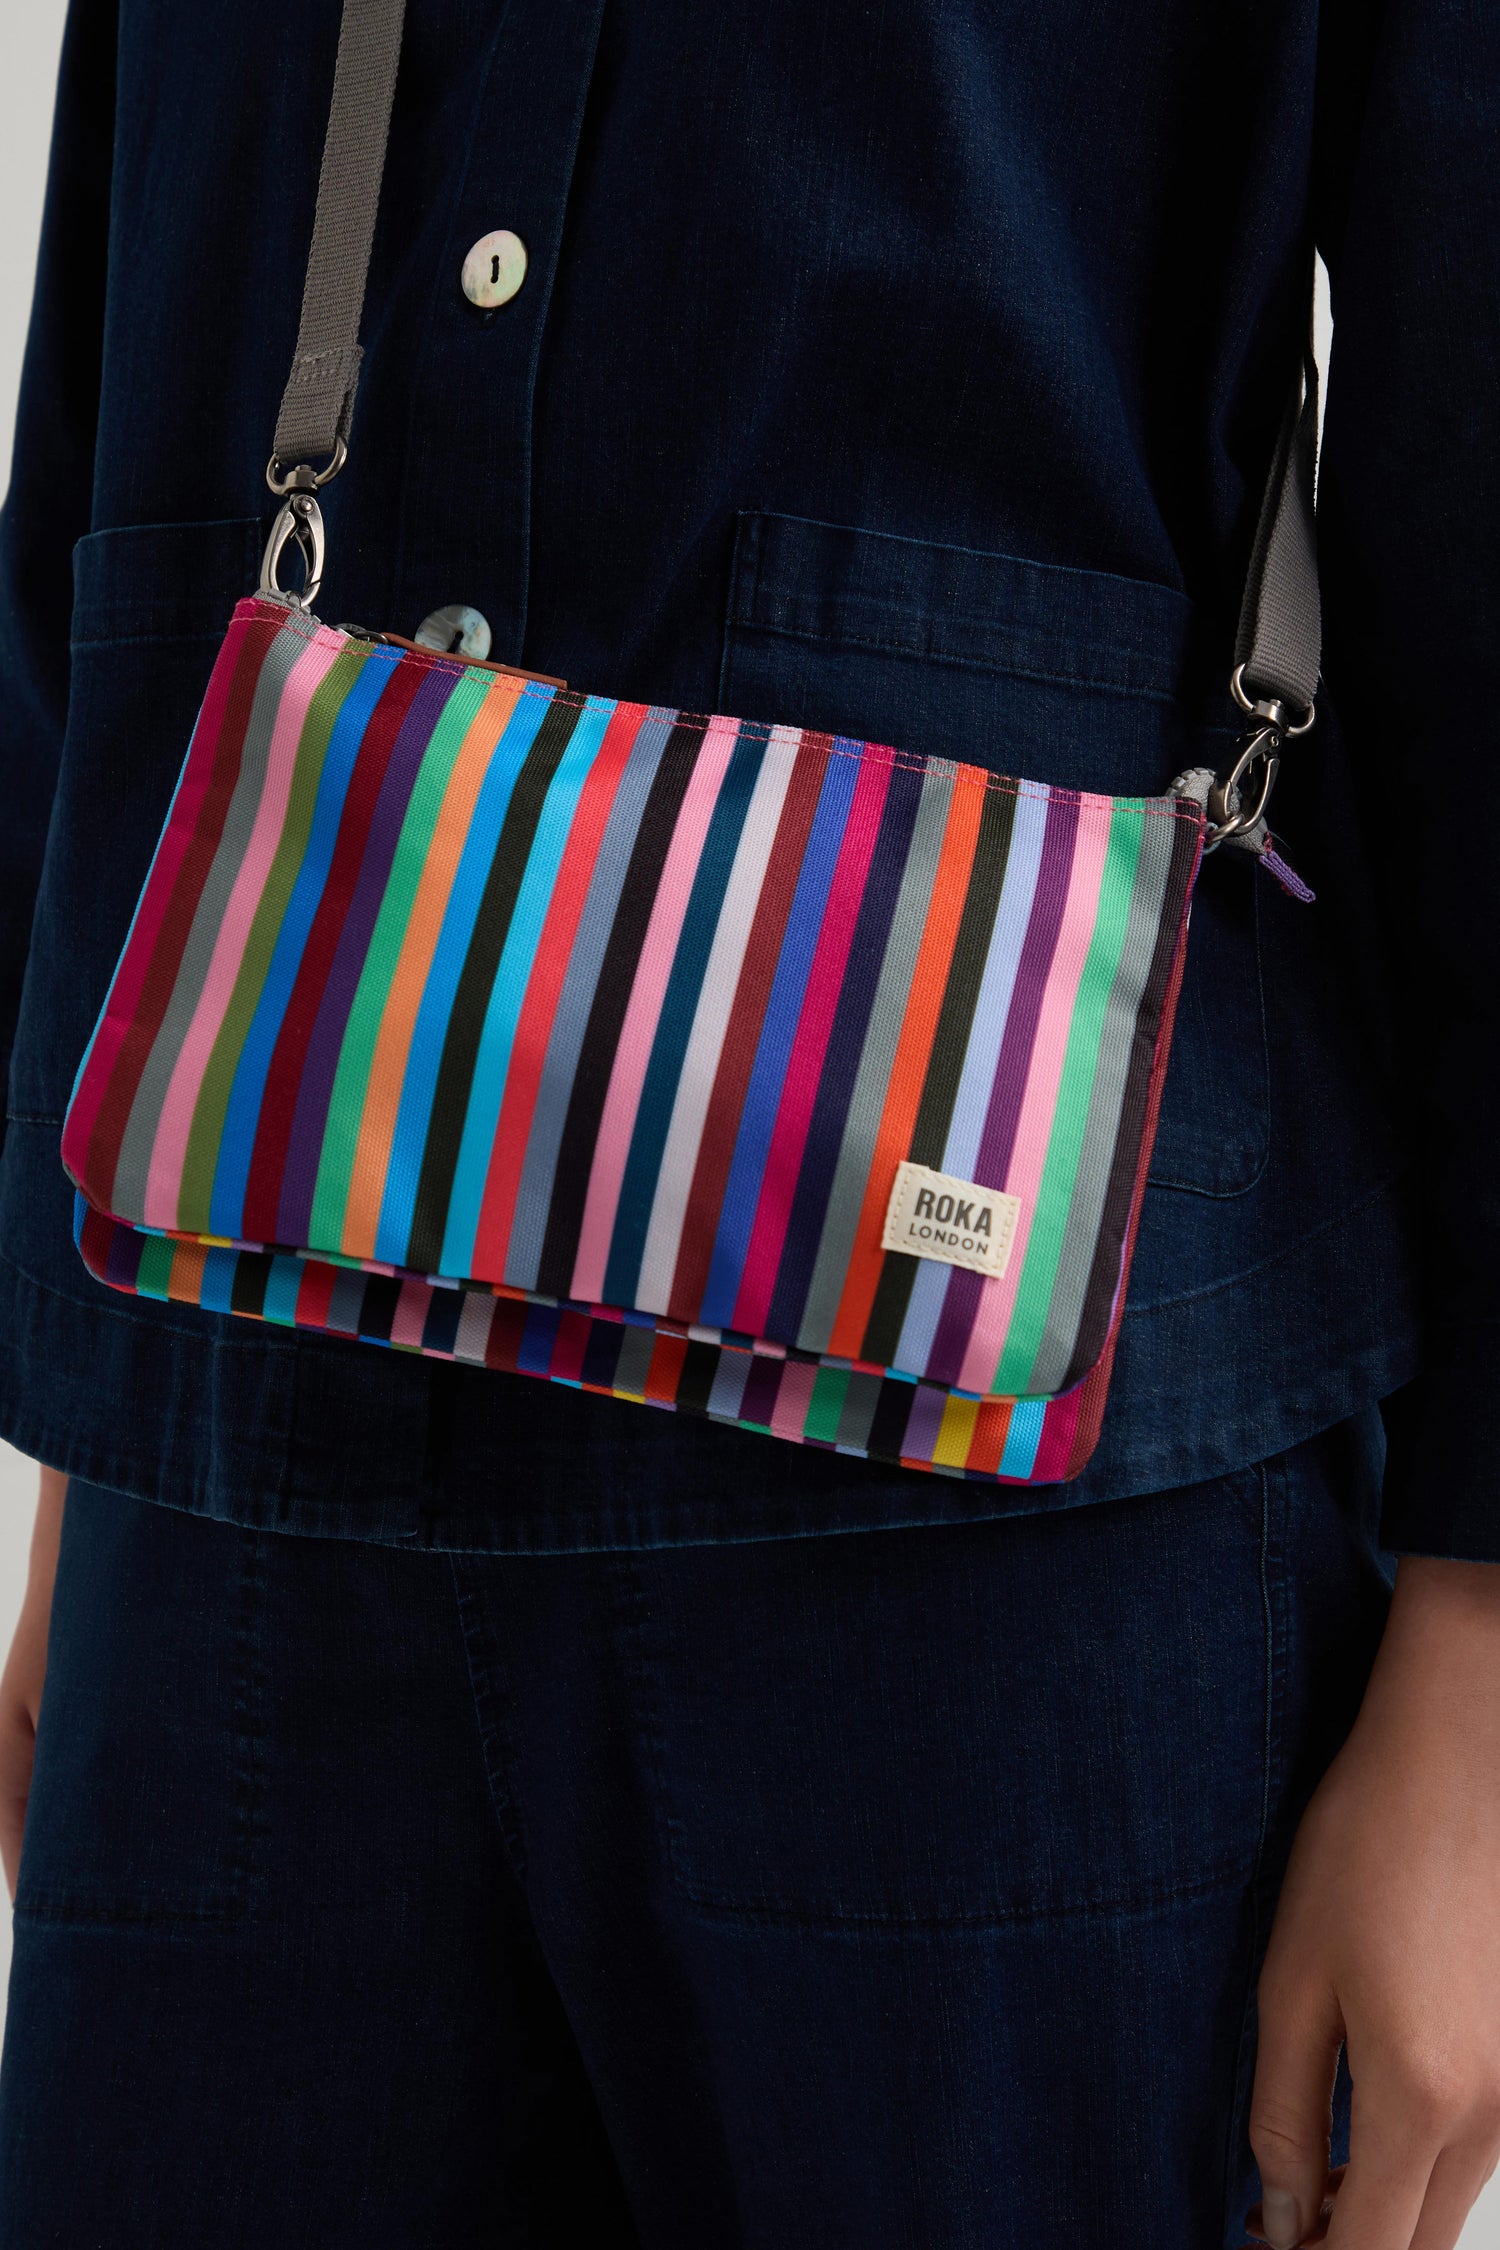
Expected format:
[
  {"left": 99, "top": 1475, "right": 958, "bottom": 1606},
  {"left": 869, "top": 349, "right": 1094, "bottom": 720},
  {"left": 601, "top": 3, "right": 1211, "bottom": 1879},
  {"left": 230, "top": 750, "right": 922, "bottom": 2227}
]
[
  {"left": 739, "top": 1352, "right": 784, "bottom": 1427},
  {"left": 901, "top": 1382, "right": 948, "bottom": 1461},
  {"left": 106, "top": 1218, "right": 148, "bottom": 1288},
  {"left": 923, "top": 791, "right": 1079, "bottom": 1385},
  {"left": 275, "top": 664, "right": 460, "bottom": 1244}
]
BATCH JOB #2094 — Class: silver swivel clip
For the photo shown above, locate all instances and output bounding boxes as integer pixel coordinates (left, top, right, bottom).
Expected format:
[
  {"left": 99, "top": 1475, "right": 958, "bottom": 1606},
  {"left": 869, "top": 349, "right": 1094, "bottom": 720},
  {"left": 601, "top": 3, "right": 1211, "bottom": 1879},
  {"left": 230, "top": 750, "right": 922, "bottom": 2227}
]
[
  {"left": 1205, "top": 662, "right": 1316, "bottom": 848},
  {"left": 257, "top": 439, "right": 347, "bottom": 609}
]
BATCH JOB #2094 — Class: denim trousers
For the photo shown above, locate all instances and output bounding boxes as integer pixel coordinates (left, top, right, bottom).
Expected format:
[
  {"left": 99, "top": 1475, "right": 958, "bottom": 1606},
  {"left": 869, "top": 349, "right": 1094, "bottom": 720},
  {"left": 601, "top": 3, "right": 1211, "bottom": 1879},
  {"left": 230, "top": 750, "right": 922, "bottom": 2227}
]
[{"left": 0, "top": 1417, "right": 1391, "bottom": 2248}]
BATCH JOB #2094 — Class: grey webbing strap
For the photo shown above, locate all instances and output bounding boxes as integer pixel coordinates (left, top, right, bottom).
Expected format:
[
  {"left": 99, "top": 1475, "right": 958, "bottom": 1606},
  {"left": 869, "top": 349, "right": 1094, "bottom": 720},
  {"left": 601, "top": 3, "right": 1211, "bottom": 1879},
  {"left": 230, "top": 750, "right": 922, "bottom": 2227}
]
[
  {"left": 270, "top": 0, "right": 408, "bottom": 471},
  {"left": 1232, "top": 345, "right": 1322, "bottom": 717},
  {"left": 267, "top": 0, "right": 1323, "bottom": 746}
]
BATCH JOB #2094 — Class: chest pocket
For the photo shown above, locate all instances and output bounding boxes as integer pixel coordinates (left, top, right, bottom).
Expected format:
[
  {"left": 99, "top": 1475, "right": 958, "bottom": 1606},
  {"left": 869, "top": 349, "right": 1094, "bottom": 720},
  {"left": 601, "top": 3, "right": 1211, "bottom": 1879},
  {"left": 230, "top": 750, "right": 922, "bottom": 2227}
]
[{"left": 718, "top": 510, "right": 1267, "bottom": 1200}]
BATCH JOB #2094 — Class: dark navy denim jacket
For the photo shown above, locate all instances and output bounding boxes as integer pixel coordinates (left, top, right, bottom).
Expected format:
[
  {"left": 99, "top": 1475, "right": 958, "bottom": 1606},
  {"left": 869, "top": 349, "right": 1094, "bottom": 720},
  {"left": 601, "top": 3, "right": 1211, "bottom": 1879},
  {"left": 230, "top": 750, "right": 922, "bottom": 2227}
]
[{"left": 1, "top": 0, "right": 1494, "bottom": 1555}]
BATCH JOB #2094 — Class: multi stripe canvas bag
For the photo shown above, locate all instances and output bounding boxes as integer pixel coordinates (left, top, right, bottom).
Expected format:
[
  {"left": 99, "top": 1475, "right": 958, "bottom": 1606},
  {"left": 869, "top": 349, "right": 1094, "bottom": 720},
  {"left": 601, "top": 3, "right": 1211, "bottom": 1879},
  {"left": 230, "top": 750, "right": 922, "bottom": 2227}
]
[{"left": 62, "top": 0, "right": 1322, "bottom": 1485}]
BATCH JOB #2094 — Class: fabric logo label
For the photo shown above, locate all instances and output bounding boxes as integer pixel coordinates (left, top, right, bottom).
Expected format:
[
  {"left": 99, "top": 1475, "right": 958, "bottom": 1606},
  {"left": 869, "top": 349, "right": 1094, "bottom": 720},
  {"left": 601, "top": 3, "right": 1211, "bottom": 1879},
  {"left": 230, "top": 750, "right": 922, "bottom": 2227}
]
[{"left": 880, "top": 1161, "right": 1020, "bottom": 1280}]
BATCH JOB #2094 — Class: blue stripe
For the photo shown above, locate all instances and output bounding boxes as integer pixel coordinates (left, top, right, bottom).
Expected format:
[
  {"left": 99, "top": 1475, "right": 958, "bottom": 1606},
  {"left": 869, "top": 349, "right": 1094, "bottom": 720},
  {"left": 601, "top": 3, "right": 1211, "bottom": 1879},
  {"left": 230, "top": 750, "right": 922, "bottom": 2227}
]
[
  {"left": 420, "top": 1284, "right": 464, "bottom": 1355},
  {"left": 601, "top": 727, "right": 766, "bottom": 1306},
  {"left": 198, "top": 1246, "right": 242, "bottom": 1314},
  {"left": 501, "top": 712, "right": 678, "bottom": 1289},
  {"left": 372, "top": 688, "right": 556, "bottom": 1263},
  {"left": 997, "top": 1397, "right": 1046, "bottom": 1477},
  {"left": 439, "top": 699, "right": 615, "bottom": 1273},
  {"left": 206, "top": 646, "right": 400, "bottom": 1238},
  {"left": 698, "top": 743, "right": 861, "bottom": 1329},
  {"left": 262, "top": 1253, "right": 306, "bottom": 1325},
  {"left": 517, "top": 1301, "right": 563, "bottom": 1375}
]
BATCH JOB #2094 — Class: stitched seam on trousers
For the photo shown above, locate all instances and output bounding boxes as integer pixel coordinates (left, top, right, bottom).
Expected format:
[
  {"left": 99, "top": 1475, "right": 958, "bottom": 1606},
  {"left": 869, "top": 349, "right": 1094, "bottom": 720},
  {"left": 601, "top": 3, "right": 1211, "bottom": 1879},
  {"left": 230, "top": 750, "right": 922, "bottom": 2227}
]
[
  {"left": 668, "top": 1856, "right": 1259, "bottom": 1933},
  {"left": 228, "top": 1525, "right": 270, "bottom": 1919},
  {"left": 12, "top": 1899, "right": 248, "bottom": 1929},
  {"left": 447, "top": 1555, "right": 530, "bottom": 1887},
  {"left": 608, "top": 1550, "right": 691, "bottom": 1901}
]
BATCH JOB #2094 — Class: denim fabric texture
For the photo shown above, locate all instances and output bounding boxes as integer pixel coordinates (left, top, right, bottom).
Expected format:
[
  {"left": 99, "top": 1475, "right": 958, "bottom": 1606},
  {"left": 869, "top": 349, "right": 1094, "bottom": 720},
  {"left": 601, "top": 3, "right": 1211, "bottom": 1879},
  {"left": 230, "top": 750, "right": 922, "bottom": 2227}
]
[
  {"left": 0, "top": 1421, "right": 1391, "bottom": 2247},
  {"left": 1, "top": 0, "right": 1494, "bottom": 1550}
]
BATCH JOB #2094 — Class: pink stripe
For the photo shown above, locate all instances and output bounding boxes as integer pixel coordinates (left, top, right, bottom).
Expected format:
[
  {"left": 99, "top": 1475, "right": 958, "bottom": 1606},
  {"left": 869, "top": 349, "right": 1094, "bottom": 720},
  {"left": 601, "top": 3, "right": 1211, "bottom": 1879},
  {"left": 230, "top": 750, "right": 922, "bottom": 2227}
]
[
  {"left": 956, "top": 797, "right": 1114, "bottom": 1394},
  {"left": 769, "top": 1355, "right": 819, "bottom": 1441},
  {"left": 1024, "top": 1386, "right": 1084, "bottom": 1483},
  {"left": 568, "top": 717, "right": 740, "bottom": 1302},
  {"left": 142, "top": 631, "right": 343, "bottom": 1227},
  {"left": 61, "top": 608, "right": 259, "bottom": 1177},
  {"left": 729, "top": 749, "right": 893, "bottom": 1333},
  {"left": 391, "top": 1277, "right": 434, "bottom": 1349}
]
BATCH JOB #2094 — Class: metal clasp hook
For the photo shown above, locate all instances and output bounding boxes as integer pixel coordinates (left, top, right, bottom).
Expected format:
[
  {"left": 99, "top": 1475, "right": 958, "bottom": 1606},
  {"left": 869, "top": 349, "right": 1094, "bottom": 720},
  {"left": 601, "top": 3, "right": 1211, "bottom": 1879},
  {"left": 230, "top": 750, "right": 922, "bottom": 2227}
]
[
  {"left": 257, "top": 446, "right": 345, "bottom": 609},
  {"left": 258, "top": 487, "right": 326, "bottom": 608},
  {"left": 1206, "top": 724, "right": 1282, "bottom": 845},
  {"left": 1205, "top": 667, "right": 1318, "bottom": 848}
]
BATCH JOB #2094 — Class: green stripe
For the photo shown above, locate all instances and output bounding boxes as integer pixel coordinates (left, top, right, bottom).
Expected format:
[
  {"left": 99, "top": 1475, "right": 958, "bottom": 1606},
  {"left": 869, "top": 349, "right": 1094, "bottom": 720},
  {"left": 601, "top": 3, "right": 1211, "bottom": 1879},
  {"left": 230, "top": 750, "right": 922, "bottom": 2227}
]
[
  {"left": 136, "top": 1233, "right": 177, "bottom": 1299},
  {"left": 991, "top": 805, "right": 1144, "bottom": 1393},
  {"left": 1024, "top": 807, "right": 1180, "bottom": 1393},
  {"left": 306, "top": 667, "right": 496, "bottom": 1252},
  {"left": 803, "top": 1362, "right": 851, "bottom": 1442},
  {"left": 177, "top": 646, "right": 372, "bottom": 1227}
]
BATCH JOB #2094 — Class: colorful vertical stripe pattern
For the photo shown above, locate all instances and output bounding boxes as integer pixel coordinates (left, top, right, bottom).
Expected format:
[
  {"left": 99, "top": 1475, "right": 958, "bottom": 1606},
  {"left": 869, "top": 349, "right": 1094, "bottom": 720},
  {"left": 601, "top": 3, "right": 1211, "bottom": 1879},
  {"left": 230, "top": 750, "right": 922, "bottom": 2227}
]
[{"left": 64, "top": 597, "right": 1203, "bottom": 1483}]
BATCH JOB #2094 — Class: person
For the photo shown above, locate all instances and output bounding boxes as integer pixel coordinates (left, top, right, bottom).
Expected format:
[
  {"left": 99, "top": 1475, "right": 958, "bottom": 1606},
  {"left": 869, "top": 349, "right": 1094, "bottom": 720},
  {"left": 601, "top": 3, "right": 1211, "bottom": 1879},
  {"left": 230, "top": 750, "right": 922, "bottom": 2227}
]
[{"left": 0, "top": 0, "right": 1497, "bottom": 2243}]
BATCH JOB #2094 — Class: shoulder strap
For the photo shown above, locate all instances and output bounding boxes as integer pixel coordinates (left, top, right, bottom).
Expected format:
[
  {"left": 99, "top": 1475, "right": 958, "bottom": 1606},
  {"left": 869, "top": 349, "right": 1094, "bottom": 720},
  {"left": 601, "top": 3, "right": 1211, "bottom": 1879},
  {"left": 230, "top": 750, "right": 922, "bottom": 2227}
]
[
  {"left": 1233, "top": 342, "right": 1321, "bottom": 720},
  {"left": 269, "top": 0, "right": 407, "bottom": 473},
  {"left": 264, "top": 0, "right": 1320, "bottom": 734}
]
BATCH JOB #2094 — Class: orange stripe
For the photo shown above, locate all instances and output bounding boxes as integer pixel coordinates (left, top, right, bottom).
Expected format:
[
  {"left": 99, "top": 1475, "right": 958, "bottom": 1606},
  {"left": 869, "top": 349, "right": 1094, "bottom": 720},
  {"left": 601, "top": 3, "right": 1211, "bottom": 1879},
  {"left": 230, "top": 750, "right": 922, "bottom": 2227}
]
[
  {"left": 338, "top": 676, "right": 524, "bottom": 1257},
  {"left": 166, "top": 1239, "right": 209, "bottom": 1303},
  {"left": 824, "top": 776, "right": 988, "bottom": 1357}
]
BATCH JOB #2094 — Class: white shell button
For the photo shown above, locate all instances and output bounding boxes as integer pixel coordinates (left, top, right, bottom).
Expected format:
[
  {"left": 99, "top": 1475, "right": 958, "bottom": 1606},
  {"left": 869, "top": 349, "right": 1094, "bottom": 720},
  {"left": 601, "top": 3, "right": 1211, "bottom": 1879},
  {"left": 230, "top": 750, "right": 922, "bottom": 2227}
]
[
  {"left": 461, "top": 230, "right": 527, "bottom": 310},
  {"left": 413, "top": 605, "right": 492, "bottom": 658}
]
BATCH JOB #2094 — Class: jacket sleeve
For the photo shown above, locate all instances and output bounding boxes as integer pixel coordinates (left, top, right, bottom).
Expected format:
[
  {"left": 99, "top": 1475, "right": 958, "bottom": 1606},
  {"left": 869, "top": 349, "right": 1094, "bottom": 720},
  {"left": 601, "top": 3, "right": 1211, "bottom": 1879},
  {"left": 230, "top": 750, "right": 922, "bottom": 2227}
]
[
  {"left": 0, "top": 0, "right": 115, "bottom": 1157},
  {"left": 1314, "top": 0, "right": 1500, "bottom": 1557}
]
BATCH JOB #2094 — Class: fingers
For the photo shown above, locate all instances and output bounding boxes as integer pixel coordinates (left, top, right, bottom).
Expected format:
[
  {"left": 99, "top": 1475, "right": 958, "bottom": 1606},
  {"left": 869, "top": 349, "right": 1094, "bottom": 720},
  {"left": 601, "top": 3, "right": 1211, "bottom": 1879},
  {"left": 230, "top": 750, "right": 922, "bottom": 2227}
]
[
  {"left": 1407, "top": 2142, "right": 1500, "bottom": 2250},
  {"left": 0, "top": 1686, "right": 37, "bottom": 1899},
  {"left": 1322, "top": 2089, "right": 1437, "bottom": 2250},
  {"left": 1249, "top": 1964, "right": 1343, "bottom": 2246}
]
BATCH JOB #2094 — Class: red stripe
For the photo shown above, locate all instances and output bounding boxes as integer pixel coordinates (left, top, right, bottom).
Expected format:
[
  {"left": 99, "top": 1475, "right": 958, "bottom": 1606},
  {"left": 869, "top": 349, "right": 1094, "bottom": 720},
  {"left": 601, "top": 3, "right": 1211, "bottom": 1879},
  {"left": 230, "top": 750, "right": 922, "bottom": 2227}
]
[
  {"left": 239, "top": 659, "right": 426, "bottom": 1244},
  {"left": 294, "top": 1257, "right": 337, "bottom": 1330},
  {"left": 644, "top": 1331, "right": 689, "bottom": 1402},
  {"left": 665, "top": 735, "right": 832, "bottom": 1322},
  {"left": 68, "top": 610, "right": 279, "bottom": 1201},
  {"left": 551, "top": 1309, "right": 593, "bottom": 1383},
  {"left": 76, "top": 1200, "right": 117, "bottom": 1284}
]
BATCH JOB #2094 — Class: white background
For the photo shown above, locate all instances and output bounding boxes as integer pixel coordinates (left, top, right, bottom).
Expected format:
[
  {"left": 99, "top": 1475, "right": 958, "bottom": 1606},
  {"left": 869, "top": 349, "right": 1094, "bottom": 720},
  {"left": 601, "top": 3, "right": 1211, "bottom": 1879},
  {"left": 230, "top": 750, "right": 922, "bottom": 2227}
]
[{"left": 0, "top": 8, "right": 1494, "bottom": 2240}]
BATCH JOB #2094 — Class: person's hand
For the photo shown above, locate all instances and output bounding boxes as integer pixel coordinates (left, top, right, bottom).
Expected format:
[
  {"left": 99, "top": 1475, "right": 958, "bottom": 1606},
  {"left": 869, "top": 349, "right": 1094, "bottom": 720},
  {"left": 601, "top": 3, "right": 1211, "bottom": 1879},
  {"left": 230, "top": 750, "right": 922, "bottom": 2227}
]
[
  {"left": 1246, "top": 1556, "right": 1500, "bottom": 2250},
  {"left": 0, "top": 1467, "right": 65, "bottom": 1899}
]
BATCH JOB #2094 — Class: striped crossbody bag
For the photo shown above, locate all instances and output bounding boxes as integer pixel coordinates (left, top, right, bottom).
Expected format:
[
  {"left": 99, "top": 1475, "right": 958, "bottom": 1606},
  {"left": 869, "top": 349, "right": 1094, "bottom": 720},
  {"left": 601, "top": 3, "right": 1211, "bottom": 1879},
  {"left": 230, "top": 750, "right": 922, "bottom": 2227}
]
[{"left": 62, "top": 0, "right": 1322, "bottom": 1485}]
